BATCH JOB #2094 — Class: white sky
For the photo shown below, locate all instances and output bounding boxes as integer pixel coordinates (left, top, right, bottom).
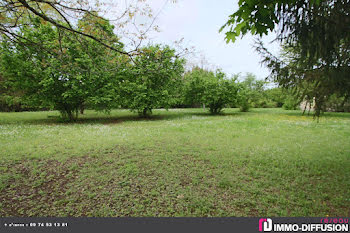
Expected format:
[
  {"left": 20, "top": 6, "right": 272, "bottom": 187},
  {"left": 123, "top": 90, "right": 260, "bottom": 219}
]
[
  {"left": 108, "top": 0, "right": 281, "bottom": 80},
  {"left": 143, "top": 0, "right": 281, "bottom": 80}
]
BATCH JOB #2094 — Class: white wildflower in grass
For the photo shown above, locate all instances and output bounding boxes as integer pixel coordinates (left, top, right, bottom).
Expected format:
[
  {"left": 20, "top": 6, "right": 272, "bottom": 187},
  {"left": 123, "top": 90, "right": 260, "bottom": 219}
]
[{"left": 0, "top": 108, "right": 349, "bottom": 216}]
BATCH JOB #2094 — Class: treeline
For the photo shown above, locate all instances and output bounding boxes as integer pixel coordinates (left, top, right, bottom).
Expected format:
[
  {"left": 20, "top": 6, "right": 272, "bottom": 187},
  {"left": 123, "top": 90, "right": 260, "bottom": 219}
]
[
  {"left": 0, "top": 15, "right": 186, "bottom": 120},
  {"left": 0, "top": 14, "right": 236, "bottom": 120},
  {"left": 1, "top": 16, "right": 348, "bottom": 121}
]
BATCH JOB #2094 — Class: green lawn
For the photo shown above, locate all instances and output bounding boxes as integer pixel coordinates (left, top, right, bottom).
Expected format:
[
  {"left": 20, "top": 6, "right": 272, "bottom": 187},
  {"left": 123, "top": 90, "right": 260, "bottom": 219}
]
[{"left": 0, "top": 108, "right": 349, "bottom": 216}]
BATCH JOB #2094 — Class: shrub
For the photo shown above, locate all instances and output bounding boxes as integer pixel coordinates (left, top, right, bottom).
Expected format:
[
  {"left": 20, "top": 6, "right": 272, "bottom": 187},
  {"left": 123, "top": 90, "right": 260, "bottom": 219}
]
[
  {"left": 282, "top": 96, "right": 300, "bottom": 110},
  {"left": 237, "top": 85, "right": 250, "bottom": 112},
  {"left": 239, "top": 100, "right": 250, "bottom": 112},
  {"left": 202, "top": 77, "right": 238, "bottom": 114},
  {"left": 121, "top": 45, "right": 185, "bottom": 117}
]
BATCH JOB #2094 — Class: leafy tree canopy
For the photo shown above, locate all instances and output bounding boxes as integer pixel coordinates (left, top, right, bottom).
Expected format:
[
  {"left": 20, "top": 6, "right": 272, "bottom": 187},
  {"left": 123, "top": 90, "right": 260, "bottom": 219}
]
[
  {"left": 120, "top": 44, "right": 185, "bottom": 117},
  {"left": 221, "top": 0, "right": 350, "bottom": 117},
  {"left": 0, "top": 0, "right": 155, "bottom": 55},
  {"left": 183, "top": 67, "right": 239, "bottom": 114},
  {"left": 0, "top": 14, "right": 125, "bottom": 121},
  {"left": 221, "top": 0, "right": 349, "bottom": 63}
]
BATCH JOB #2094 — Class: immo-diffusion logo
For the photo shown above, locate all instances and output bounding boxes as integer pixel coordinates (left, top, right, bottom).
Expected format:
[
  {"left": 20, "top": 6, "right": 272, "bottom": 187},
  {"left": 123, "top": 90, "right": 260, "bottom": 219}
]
[
  {"left": 259, "top": 218, "right": 273, "bottom": 232},
  {"left": 258, "top": 218, "right": 349, "bottom": 232}
]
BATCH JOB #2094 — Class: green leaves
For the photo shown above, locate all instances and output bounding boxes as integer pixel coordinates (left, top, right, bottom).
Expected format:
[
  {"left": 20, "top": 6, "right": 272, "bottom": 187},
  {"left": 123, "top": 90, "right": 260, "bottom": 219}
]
[
  {"left": 120, "top": 45, "right": 185, "bottom": 117},
  {"left": 183, "top": 68, "right": 239, "bottom": 114},
  {"left": 222, "top": 0, "right": 350, "bottom": 118},
  {"left": 0, "top": 15, "right": 124, "bottom": 121},
  {"left": 220, "top": 0, "right": 284, "bottom": 43}
]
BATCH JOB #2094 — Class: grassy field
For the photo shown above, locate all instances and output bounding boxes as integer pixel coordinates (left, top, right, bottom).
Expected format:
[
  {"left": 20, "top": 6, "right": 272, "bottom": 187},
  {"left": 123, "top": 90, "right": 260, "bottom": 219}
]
[{"left": 0, "top": 108, "right": 349, "bottom": 217}]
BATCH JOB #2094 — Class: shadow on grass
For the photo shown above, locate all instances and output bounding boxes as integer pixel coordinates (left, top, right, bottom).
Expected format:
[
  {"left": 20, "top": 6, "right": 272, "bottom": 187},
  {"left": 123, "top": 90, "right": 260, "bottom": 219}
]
[
  {"left": 191, "top": 111, "right": 245, "bottom": 117},
  {"left": 282, "top": 110, "right": 350, "bottom": 119},
  {"left": 3, "top": 108, "right": 349, "bottom": 125},
  {"left": 2, "top": 109, "right": 245, "bottom": 125}
]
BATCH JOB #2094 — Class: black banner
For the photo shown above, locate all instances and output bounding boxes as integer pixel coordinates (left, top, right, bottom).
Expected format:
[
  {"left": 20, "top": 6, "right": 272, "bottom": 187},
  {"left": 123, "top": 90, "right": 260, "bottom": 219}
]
[{"left": 0, "top": 217, "right": 348, "bottom": 233}]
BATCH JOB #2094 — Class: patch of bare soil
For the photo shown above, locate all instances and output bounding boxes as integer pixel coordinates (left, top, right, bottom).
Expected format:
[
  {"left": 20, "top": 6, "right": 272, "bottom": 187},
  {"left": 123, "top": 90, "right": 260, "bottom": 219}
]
[{"left": 0, "top": 156, "right": 91, "bottom": 216}]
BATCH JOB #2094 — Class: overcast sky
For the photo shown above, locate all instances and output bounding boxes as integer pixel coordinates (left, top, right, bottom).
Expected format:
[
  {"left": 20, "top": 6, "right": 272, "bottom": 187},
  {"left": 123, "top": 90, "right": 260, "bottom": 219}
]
[{"left": 141, "top": 0, "right": 281, "bottom": 80}]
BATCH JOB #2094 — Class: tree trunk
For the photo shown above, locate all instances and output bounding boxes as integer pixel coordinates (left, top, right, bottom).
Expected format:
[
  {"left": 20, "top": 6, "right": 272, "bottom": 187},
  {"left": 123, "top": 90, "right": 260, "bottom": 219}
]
[{"left": 80, "top": 105, "right": 85, "bottom": 115}]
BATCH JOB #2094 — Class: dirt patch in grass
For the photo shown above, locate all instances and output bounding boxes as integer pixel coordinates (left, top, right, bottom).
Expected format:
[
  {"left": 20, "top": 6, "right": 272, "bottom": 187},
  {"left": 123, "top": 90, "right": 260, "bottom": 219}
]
[{"left": 0, "top": 156, "right": 92, "bottom": 216}]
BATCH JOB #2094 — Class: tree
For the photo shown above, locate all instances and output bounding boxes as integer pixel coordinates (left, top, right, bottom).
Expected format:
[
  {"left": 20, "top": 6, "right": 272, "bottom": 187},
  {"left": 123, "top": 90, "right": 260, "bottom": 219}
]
[
  {"left": 237, "top": 83, "right": 250, "bottom": 112},
  {"left": 0, "top": 74, "right": 20, "bottom": 111},
  {"left": 264, "top": 87, "right": 286, "bottom": 108},
  {"left": 221, "top": 0, "right": 350, "bottom": 117},
  {"left": 202, "top": 70, "right": 238, "bottom": 114},
  {"left": 0, "top": 73, "right": 28, "bottom": 112},
  {"left": 240, "top": 73, "right": 268, "bottom": 108},
  {"left": 0, "top": 15, "right": 124, "bottom": 121},
  {"left": 120, "top": 44, "right": 185, "bottom": 117},
  {"left": 0, "top": 0, "right": 157, "bottom": 56},
  {"left": 182, "top": 67, "right": 212, "bottom": 107},
  {"left": 183, "top": 68, "right": 239, "bottom": 114},
  {"left": 256, "top": 41, "right": 349, "bottom": 117}
]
